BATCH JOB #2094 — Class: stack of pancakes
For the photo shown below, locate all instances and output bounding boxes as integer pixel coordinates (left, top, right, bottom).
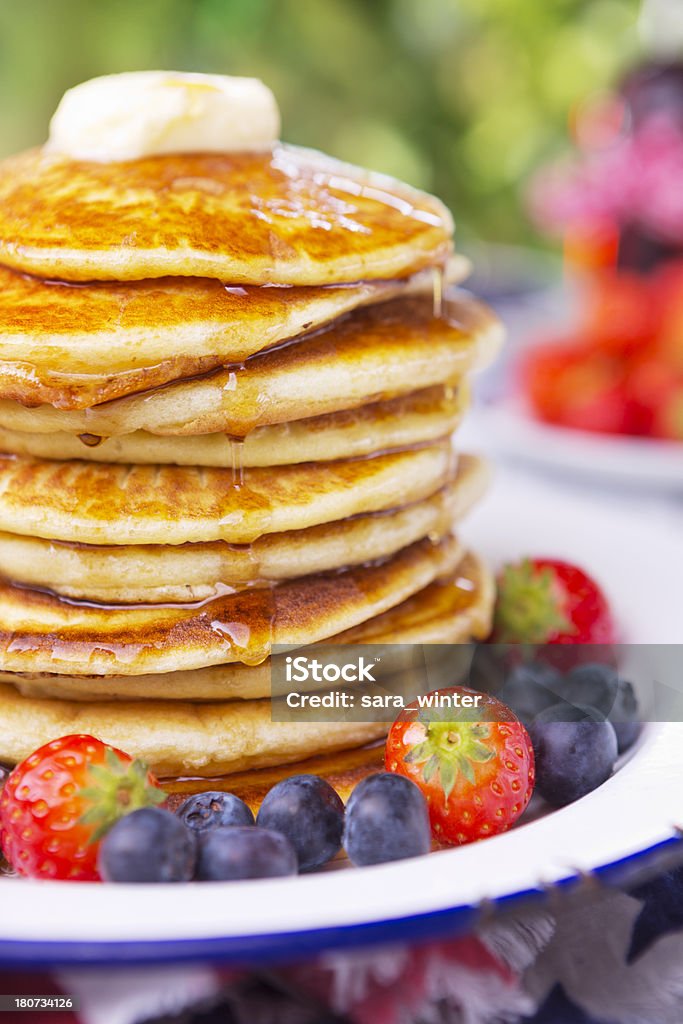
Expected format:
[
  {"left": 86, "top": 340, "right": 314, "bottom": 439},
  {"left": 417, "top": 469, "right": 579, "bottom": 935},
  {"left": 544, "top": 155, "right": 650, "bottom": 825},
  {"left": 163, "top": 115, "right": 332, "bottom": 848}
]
[{"left": 0, "top": 144, "right": 502, "bottom": 779}]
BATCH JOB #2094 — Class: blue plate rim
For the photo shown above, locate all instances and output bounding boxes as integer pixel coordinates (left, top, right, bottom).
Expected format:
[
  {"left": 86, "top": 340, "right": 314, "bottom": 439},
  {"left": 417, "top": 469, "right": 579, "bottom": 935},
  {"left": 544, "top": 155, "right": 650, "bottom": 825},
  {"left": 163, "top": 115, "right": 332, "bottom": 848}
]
[{"left": 1, "top": 834, "right": 680, "bottom": 970}]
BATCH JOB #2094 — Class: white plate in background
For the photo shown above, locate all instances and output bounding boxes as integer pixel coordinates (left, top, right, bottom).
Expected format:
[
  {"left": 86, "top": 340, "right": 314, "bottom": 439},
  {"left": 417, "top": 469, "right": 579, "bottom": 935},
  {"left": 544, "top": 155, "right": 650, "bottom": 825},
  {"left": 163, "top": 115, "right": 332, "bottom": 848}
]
[{"left": 472, "top": 399, "right": 683, "bottom": 493}]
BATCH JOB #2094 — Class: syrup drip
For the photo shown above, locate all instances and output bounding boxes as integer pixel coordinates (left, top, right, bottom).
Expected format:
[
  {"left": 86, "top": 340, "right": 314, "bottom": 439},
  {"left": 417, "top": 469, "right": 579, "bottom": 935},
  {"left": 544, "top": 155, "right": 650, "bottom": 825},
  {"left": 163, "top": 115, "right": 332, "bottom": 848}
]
[
  {"left": 214, "top": 351, "right": 274, "bottom": 664},
  {"left": 217, "top": 360, "right": 275, "bottom": 547},
  {"left": 3, "top": 579, "right": 278, "bottom": 670},
  {"left": 78, "top": 433, "right": 104, "bottom": 448},
  {"left": 228, "top": 435, "right": 245, "bottom": 488},
  {"left": 432, "top": 263, "right": 444, "bottom": 319},
  {"left": 207, "top": 583, "right": 275, "bottom": 668},
  {"left": 447, "top": 438, "right": 460, "bottom": 481}
]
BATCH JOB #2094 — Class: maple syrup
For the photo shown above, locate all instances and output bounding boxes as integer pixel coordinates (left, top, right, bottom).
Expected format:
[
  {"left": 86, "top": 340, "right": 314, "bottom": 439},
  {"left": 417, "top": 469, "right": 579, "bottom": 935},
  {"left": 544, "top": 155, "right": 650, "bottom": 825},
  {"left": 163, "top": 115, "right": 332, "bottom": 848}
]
[
  {"left": 228, "top": 435, "right": 245, "bottom": 487},
  {"left": 432, "top": 262, "right": 444, "bottom": 318},
  {"left": 1, "top": 577, "right": 277, "bottom": 670}
]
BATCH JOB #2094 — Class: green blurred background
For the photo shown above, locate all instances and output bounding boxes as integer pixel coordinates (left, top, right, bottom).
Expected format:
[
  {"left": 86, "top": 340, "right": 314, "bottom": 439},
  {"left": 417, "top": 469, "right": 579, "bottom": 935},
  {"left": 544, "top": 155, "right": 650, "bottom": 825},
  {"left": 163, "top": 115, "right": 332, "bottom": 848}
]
[{"left": 0, "top": 0, "right": 641, "bottom": 246}]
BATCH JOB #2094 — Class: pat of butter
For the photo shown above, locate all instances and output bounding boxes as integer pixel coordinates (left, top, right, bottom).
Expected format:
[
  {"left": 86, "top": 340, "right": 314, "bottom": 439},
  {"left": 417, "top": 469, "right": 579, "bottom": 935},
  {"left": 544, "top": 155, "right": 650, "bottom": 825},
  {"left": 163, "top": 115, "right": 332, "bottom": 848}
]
[{"left": 46, "top": 71, "right": 280, "bottom": 162}]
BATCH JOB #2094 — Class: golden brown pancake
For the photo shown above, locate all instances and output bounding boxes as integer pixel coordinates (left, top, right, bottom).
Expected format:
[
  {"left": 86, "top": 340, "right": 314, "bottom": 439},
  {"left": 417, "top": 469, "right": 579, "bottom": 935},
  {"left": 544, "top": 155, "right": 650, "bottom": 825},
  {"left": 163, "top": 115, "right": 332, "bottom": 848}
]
[
  {"left": 0, "top": 535, "right": 461, "bottom": 677},
  {"left": 0, "top": 384, "right": 467, "bottom": 467},
  {"left": 0, "top": 555, "right": 492, "bottom": 777},
  {"left": 0, "top": 455, "right": 487, "bottom": 602},
  {"left": 3, "top": 551, "right": 494, "bottom": 701},
  {"left": 0, "top": 443, "right": 454, "bottom": 545},
  {"left": 0, "top": 263, "right": 471, "bottom": 408},
  {"left": 0, "top": 275, "right": 394, "bottom": 408},
  {"left": 0, "top": 681, "right": 386, "bottom": 777},
  {"left": 162, "top": 744, "right": 387, "bottom": 810},
  {"left": 0, "top": 145, "right": 452, "bottom": 283},
  {"left": 332, "top": 552, "right": 495, "bottom": 644},
  {"left": 0, "top": 292, "right": 501, "bottom": 435}
]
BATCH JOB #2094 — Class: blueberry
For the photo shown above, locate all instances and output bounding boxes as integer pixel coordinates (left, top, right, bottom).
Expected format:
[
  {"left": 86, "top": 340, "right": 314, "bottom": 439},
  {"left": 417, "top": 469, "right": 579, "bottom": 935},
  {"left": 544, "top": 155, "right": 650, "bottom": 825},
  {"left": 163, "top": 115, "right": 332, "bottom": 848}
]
[
  {"left": 612, "top": 717, "right": 641, "bottom": 754},
  {"left": 609, "top": 676, "right": 641, "bottom": 752},
  {"left": 560, "top": 663, "right": 620, "bottom": 716},
  {"left": 533, "top": 701, "right": 607, "bottom": 725},
  {"left": 501, "top": 662, "right": 565, "bottom": 725},
  {"left": 196, "top": 826, "right": 297, "bottom": 881},
  {"left": 530, "top": 703, "right": 618, "bottom": 807},
  {"left": 256, "top": 775, "right": 344, "bottom": 872},
  {"left": 560, "top": 664, "right": 640, "bottom": 752},
  {"left": 468, "top": 645, "right": 507, "bottom": 695},
  {"left": 343, "top": 772, "right": 431, "bottom": 866},
  {"left": 98, "top": 807, "right": 196, "bottom": 883},
  {"left": 176, "top": 791, "right": 254, "bottom": 834}
]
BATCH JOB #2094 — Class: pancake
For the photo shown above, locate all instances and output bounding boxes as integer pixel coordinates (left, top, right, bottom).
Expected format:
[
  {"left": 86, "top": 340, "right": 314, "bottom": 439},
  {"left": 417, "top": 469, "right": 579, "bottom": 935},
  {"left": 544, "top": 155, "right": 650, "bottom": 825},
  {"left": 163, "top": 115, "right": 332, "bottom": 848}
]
[
  {"left": 0, "top": 534, "right": 461, "bottom": 677},
  {"left": 0, "top": 681, "right": 385, "bottom": 777},
  {"left": 162, "top": 743, "right": 387, "bottom": 811},
  {"left": 2, "top": 551, "right": 494, "bottom": 701},
  {"left": 0, "top": 145, "right": 452, "bottom": 283},
  {"left": 0, "top": 554, "right": 492, "bottom": 777},
  {"left": 0, "top": 275, "right": 396, "bottom": 409},
  {"left": 332, "top": 552, "right": 495, "bottom": 645},
  {"left": 0, "top": 291, "right": 501, "bottom": 436},
  {"left": 0, "top": 455, "right": 487, "bottom": 603},
  {"left": 0, "top": 443, "right": 454, "bottom": 545},
  {"left": 0, "top": 261, "right": 470, "bottom": 408},
  {"left": 0, "top": 383, "right": 467, "bottom": 467}
]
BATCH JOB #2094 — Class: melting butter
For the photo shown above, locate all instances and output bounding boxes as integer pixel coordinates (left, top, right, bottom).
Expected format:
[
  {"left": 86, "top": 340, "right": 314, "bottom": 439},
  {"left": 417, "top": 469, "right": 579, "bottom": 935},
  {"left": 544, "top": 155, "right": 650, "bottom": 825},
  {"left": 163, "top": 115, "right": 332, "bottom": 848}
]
[{"left": 47, "top": 71, "right": 280, "bottom": 162}]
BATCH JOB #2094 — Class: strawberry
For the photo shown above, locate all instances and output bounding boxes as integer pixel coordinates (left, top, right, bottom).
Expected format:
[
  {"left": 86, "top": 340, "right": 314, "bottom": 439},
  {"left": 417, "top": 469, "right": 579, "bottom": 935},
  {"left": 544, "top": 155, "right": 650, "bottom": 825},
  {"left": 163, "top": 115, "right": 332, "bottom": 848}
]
[
  {"left": 0, "top": 735, "right": 165, "bottom": 881},
  {"left": 581, "top": 271, "right": 655, "bottom": 356},
  {"left": 654, "top": 386, "right": 683, "bottom": 441},
  {"left": 652, "top": 260, "right": 683, "bottom": 370},
  {"left": 522, "top": 342, "right": 632, "bottom": 435},
  {"left": 492, "top": 558, "right": 616, "bottom": 646},
  {"left": 625, "top": 357, "right": 683, "bottom": 440},
  {"left": 385, "top": 688, "right": 534, "bottom": 845}
]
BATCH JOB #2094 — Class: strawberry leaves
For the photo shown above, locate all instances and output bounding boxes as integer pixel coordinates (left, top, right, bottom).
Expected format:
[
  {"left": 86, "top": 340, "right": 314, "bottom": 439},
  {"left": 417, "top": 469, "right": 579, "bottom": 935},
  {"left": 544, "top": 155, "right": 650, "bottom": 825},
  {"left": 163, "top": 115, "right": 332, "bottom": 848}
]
[
  {"left": 440, "top": 760, "right": 457, "bottom": 799},
  {"left": 79, "top": 749, "right": 165, "bottom": 843},
  {"left": 492, "top": 557, "right": 615, "bottom": 646},
  {"left": 422, "top": 755, "right": 439, "bottom": 784},
  {"left": 403, "top": 719, "right": 495, "bottom": 799},
  {"left": 493, "top": 559, "right": 573, "bottom": 644}
]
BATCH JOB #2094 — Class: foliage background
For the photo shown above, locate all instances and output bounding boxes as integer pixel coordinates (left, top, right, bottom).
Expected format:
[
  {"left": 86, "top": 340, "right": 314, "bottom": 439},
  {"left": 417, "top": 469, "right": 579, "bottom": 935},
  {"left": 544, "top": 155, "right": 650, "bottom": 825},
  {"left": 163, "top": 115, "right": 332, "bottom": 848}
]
[{"left": 0, "top": 0, "right": 642, "bottom": 245}]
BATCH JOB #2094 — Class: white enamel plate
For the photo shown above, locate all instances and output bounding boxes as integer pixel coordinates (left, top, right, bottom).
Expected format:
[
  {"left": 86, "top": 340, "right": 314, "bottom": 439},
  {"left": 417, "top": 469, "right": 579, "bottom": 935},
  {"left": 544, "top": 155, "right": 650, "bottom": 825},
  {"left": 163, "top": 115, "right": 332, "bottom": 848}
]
[{"left": 1, "top": 470, "right": 681, "bottom": 966}]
